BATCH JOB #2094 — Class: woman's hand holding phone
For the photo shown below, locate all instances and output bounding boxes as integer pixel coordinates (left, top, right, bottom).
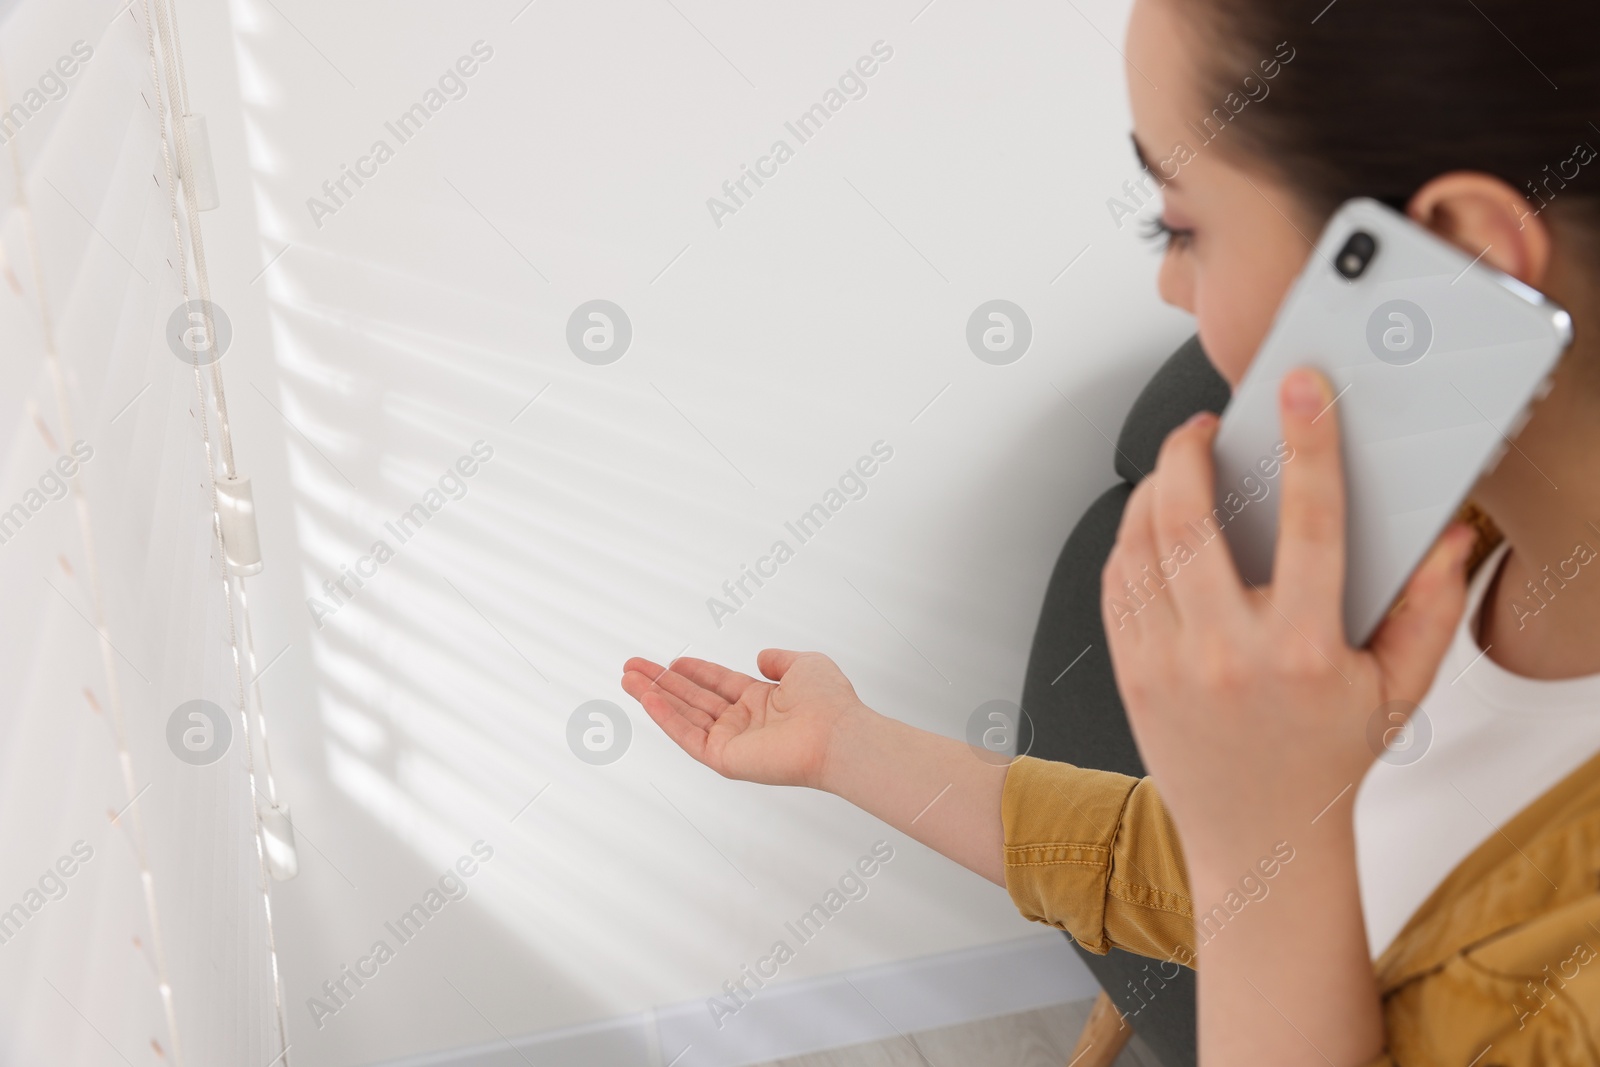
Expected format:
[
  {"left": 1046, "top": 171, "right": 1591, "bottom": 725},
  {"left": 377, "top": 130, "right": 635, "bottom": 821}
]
[{"left": 1103, "top": 366, "right": 1479, "bottom": 1065}]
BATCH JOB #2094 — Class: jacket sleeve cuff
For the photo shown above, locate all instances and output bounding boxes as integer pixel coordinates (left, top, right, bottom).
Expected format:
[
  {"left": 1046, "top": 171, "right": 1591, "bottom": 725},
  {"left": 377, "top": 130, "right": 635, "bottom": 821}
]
[{"left": 1001, "top": 755, "right": 1196, "bottom": 966}]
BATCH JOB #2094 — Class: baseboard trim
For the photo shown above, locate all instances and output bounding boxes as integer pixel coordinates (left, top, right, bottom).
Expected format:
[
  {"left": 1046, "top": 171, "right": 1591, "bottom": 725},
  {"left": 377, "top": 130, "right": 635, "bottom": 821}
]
[{"left": 369, "top": 932, "right": 1098, "bottom": 1067}]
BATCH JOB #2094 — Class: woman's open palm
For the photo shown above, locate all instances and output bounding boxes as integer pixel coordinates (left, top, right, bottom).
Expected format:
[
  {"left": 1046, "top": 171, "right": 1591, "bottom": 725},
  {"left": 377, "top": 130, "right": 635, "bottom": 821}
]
[{"left": 620, "top": 649, "right": 864, "bottom": 789}]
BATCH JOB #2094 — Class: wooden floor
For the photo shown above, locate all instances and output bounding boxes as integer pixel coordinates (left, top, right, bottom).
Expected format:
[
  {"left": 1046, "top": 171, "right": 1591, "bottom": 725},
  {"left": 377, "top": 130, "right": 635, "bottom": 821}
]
[{"left": 743, "top": 996, "right": 1162, "bottom": 1067}]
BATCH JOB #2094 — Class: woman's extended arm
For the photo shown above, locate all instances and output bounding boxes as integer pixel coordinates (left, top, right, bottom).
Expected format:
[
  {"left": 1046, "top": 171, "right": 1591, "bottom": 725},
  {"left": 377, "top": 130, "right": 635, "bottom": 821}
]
[
  {"left": 821, "top": 703, "right": 1010, "bottom": 885},
  {"left": 623, "top": 651, "right": 1205, "bottom": 966},
  {"left": 620, "top": 650, "right": 1009, "bottom": 886}
]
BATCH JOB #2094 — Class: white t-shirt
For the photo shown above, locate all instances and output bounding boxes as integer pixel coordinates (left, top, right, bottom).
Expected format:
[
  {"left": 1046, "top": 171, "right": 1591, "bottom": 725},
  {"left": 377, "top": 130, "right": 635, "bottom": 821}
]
[{"left": 1354, "top": 540, "right": 1600, "bottom": 959}]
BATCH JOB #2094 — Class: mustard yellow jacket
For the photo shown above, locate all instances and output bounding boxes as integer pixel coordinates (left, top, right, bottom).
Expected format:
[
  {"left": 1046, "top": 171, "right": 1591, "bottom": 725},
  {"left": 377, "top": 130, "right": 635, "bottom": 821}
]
[{"left": 1002, "top": 748, "right": 1600, "bottom": 1065}]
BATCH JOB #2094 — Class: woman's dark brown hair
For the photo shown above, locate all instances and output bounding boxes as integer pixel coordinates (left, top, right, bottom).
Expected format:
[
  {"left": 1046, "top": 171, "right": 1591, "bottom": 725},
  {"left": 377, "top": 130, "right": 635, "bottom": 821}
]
[{"left": 1189, "top": 0, "right": 1600, "bottom": 246}]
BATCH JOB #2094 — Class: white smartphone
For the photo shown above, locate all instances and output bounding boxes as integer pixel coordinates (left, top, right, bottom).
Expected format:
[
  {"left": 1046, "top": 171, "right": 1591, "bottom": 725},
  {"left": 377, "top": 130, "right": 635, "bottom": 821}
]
[{"left": 1211, "top": 197, "right": 1573, "bottom": 646}]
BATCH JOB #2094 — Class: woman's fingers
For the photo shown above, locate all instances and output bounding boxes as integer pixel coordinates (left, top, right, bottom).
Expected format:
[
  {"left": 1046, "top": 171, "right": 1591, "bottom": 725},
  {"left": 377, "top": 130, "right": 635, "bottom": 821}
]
[
  {"left": 667, "top": 655, "right": 760, "bottom": 705},
  {"left": 620, "top": 664, "right": 719, "bottom": 731},
  {"left": 1270, "top": 368, "right": 1348, "bottom": 635},
  {"left": 1147, "top": 411, "right": 1246, "bottom": 619},
  {"left": 1369, "top": 523, "right": 1476, "bottom": 700},
  {"left": 622, "top": 656, "right": 668, "bottom": 680},
  {"left": 629, "top": 682, "right": 710, "bottom": 763},
  {"left": 1103, "top": 477, "right": 1172, "bottom": 636}
]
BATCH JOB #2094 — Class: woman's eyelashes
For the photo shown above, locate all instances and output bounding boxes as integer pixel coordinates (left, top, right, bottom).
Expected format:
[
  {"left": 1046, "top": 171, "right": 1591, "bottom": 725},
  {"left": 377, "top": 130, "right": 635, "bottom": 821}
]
[{"left": 1140, "top": 216, "right": 1194, "bottom": 252}]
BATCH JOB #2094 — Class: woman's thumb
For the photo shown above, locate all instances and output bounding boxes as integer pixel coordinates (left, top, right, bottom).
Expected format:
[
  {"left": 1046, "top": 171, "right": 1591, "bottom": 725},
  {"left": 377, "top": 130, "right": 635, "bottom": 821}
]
[
  {"left": 757, "top": 648, "right": 803, "bottom": 681},
  {"left": 1370, "top": 524, "right": 1477, "bottom": 700}
]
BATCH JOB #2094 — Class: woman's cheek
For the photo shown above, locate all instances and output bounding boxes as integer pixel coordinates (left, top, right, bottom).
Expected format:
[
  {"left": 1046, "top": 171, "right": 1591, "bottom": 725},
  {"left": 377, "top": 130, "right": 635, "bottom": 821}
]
[
  {"left": 1194, "top": 289, "right": 1254, "bottom": 389},
  {"left": 1215, "top": 246, "right": 1315, "bottom": 389}
]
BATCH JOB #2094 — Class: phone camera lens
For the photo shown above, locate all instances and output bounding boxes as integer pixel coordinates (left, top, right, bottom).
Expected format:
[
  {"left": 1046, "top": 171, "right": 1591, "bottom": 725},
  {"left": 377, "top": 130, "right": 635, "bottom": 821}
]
[{"left": 1336, "top": 231, "right": 1378, "bottom": 280}]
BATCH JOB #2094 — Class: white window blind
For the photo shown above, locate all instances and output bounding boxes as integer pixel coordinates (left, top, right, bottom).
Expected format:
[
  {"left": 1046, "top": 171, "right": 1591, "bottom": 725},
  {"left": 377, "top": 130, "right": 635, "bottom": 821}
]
[{"left": 0, "top": 0, "right": 289, "bottom": 1064}]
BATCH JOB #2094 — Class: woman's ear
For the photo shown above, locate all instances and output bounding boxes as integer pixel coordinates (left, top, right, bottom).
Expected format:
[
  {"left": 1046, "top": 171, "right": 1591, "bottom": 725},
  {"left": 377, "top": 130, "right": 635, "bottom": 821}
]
[{"left": 1406, "top": 173, "right": 1552, "bottom": 287}]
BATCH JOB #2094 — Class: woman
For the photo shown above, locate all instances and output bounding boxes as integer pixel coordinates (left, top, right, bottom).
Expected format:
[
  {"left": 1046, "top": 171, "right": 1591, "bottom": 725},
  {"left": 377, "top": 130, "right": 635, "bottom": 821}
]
[{"left": 622, "top": 0, "right": 1600, "bottom": 1062}]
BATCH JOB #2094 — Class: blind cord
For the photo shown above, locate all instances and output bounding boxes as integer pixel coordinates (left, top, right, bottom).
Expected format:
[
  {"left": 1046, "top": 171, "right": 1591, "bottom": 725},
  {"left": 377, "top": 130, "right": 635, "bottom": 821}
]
[{"left": 143, "top": 0, "right": 295, "bottom": 1060}]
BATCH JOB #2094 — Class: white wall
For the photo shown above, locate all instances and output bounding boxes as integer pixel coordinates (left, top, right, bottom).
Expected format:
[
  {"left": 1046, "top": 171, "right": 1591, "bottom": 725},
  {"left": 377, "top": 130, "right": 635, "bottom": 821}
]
[{"left": 177, "top": 0, "right": 1196, "bottom": 1064}]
